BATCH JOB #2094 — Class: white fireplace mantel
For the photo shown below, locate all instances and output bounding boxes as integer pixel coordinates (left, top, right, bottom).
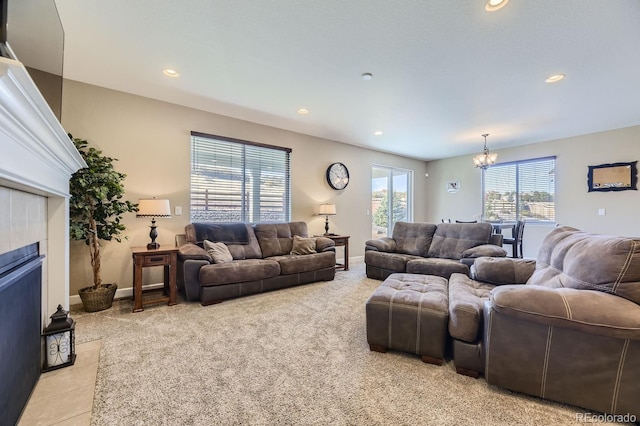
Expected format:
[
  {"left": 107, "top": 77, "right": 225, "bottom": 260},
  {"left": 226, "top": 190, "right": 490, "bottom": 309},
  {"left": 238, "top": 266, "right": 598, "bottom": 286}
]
[
  {"left": 0, "top": 56, "right": 85, "bottom": 195},
  {"left": 0, "top": 56, "right": 86, "bottom": 317}
]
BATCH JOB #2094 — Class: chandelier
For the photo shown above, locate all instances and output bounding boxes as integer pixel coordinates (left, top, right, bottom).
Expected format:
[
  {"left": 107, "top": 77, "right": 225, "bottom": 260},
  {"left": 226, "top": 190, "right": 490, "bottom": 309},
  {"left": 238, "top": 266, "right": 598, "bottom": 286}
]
[{"left": 473, "top": 133, "right": 498, "bottom": 169}]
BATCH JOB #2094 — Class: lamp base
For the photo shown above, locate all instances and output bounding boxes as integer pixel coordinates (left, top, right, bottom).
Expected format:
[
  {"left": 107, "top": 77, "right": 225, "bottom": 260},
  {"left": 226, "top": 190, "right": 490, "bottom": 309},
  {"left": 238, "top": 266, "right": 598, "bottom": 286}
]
[{"left": 147, "top": 220, "right": 160, "bottom": 250}]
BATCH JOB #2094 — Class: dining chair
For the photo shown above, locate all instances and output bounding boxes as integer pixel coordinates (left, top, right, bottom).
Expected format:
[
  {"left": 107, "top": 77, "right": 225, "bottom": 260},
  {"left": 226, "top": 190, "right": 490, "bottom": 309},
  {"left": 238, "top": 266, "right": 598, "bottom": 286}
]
[{"left": 503, "top": 220, "right": 525, "bottom": 258}]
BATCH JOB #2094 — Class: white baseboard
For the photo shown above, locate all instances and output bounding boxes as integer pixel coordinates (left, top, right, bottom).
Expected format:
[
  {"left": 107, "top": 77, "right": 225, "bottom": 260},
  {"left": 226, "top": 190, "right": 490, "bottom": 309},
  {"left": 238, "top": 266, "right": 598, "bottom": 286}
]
[{"left": 69, "top": 282, "right": 165, "bottom": 306}]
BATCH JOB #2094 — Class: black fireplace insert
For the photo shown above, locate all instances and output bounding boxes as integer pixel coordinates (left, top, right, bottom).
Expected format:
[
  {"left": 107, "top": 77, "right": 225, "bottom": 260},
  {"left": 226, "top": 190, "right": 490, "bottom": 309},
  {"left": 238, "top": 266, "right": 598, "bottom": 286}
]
[{"left": 0, "top": 243, "right": 43, "bottom": 425}]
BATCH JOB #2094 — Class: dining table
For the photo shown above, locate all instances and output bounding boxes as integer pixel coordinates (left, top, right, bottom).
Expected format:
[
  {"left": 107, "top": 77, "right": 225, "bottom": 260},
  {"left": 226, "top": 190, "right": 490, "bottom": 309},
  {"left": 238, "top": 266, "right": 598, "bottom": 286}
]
[{"left": 485, "top": 221, "right": 517, "bottom": 235}]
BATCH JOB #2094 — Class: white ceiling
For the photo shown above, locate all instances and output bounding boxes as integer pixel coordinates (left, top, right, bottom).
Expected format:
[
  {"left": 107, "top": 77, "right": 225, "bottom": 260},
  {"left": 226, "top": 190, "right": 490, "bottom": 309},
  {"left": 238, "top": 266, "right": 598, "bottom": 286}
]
[{"left": 53, "top": 0, "right": 640, "bottom": 161}]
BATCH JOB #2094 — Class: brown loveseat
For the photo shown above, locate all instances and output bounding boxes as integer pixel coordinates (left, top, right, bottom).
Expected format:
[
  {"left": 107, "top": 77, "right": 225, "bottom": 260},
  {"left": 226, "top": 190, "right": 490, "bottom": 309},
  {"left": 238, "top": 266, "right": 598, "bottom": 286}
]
[
  {"left": 448, "top": 226, "right": 640, "bottom": 417},
  {"left": 365, "top": 222, "right": 506, "bottom": 280},
  {"left": 177, "top": 222, "right": 336, "bottom": 305}
]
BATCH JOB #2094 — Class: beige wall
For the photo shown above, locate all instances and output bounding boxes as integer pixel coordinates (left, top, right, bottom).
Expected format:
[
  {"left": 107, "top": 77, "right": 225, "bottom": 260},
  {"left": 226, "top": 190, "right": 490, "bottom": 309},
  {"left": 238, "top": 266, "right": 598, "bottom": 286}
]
[
  {"left": 425, "top": 125, "right": 640, "bottom": 257},
  {"left": 62, "top": 79, "right": 640, "bottom": 294},
  {"left": 62, "top": 80, "right": 430, "bottom": 295}
]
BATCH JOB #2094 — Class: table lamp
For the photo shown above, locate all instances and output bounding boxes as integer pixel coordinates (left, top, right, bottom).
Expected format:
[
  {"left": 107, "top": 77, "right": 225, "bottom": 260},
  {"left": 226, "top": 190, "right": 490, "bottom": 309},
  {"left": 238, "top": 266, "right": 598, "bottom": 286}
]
[
  {"left": 319, "top": 204, "right": 336, "bottom": 236},
  {"left": 137, "top": 198, "right": 171, "bottom": 249}
]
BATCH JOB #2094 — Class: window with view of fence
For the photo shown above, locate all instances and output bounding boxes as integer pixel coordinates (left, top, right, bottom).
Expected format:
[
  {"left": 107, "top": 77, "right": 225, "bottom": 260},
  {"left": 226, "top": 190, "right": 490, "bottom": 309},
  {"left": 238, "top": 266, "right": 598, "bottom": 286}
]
[
  {"left": 190, "top": 132, "right": 291, "bottom": 223},
  {"left": 483, "top": 156, "right": 556, "bottom": 223}
]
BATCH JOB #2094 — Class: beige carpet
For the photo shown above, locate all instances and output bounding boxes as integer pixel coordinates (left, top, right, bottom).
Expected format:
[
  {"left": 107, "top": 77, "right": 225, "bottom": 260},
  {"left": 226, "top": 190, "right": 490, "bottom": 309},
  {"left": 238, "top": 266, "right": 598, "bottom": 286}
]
[{"left": 73, "top": 262, "right": 618, "bottom": 425}]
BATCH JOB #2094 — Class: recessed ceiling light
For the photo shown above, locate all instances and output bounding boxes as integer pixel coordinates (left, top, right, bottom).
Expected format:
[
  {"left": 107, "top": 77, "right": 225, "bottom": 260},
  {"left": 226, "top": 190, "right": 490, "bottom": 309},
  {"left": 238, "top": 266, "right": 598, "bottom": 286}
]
[
  {"left": 297, "top": 108, "right": 309, "bottom": 115},
  {"left": 485, "top": 0, "right": 509, "bottom": 12},
  {"left": 362, "top": 73, "right": 373, "bottom": 81},
  {"left": 374, "top": 130, "right": 383, "bottom": 136},
  {"left": 163, "top": 68, "right": 180, "bottom": 78},
  {"left": 545, "top": 74, "right": 566, "bottom": 83}
]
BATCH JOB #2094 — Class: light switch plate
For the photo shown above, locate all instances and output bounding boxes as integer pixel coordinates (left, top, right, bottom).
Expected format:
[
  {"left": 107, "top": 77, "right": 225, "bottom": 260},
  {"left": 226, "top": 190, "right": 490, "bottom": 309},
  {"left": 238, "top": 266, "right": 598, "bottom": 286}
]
[
  {"left": 598, "top": 208, "right": 606, "bottom": 216},
  {"left": 175, "top": 206, "right": 182, "bottom": 216}
]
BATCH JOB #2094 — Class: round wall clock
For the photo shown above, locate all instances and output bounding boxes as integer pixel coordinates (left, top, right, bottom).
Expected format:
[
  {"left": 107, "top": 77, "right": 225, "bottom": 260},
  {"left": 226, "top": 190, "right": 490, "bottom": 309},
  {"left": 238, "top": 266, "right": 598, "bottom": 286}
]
[{"left": 326, "top": 162, "right": 350, "bottom": 190}]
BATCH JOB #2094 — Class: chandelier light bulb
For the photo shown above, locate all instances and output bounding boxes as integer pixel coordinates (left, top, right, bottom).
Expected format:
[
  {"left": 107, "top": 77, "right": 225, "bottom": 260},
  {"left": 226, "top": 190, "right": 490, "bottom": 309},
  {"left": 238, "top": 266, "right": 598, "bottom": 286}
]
[{"left": 473, "top": 133, "right": 497, "bottom": 169}]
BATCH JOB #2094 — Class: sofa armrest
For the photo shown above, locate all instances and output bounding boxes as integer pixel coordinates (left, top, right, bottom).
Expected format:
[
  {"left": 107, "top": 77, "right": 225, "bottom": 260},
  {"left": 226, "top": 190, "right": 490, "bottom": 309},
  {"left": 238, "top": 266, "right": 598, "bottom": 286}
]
[
  {"left": 488, "top": 285, "right": 640, "bottom": 339},
  {"left": 178, "top": 242, "right": 213, "bottom": 263},
  {"left": 365, "top": 237, "right": 396, "bottom": 252},
  {"left": 177, "top": 243, "right": 211, "bottom": 302},
  {"left": 315, "top": 236, "right": 336, "bottom": 252},
  {"left": 180, "top": 259, "right": 209, "bottom": 301},
  {"left": 471, "top": 257, "right": 535, "bottom": 285},
  {"left": 461, "top": 244, "right": 507, "bottom": 259}
]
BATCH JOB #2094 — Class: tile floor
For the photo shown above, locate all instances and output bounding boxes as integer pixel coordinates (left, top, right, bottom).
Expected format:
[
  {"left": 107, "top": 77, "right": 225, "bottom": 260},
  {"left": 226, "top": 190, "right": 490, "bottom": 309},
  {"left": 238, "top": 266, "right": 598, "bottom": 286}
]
[{"left": 18, "top": 340, "right": 101, "bottom": 426}]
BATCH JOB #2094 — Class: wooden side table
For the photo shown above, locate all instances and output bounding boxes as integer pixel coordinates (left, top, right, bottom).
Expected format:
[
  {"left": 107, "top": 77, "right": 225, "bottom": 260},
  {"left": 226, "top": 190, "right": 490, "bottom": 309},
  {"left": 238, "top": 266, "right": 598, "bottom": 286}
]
[
  {"left": 130, "top": 246, "right": 178, "bottom": 313},
  {"left": 316, "top": 235, "right": 350, "bottom": 271}
]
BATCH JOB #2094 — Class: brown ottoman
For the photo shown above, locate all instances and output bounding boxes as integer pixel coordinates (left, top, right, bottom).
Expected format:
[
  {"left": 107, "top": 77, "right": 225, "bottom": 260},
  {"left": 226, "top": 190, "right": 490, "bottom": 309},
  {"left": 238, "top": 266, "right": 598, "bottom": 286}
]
[{"left": 365, "top": 273, "right": 449, "bottom": 365}]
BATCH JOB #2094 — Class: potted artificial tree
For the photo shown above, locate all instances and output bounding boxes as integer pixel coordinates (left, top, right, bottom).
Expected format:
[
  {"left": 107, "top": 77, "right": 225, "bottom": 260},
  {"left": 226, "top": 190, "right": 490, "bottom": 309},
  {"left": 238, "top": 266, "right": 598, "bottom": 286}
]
[{"left": 69, "top": 135, "right": 138, "bottom": 312}]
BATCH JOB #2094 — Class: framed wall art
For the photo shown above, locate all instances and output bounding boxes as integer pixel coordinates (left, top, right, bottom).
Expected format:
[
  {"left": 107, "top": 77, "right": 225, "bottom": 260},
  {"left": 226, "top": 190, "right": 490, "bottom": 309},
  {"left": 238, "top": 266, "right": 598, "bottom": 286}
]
[
  {"left": 446, "top": 179, "right": 460, "bottom": 193},
  {"left": 587, "top": 161, "right": 637, "bottom": 192}
]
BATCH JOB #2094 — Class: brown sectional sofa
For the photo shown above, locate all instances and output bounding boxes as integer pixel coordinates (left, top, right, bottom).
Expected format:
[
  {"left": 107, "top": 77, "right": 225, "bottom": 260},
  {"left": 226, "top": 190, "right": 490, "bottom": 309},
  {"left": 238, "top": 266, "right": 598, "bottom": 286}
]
[
  {"left": 449, "top": 226, "right": 640, "bottom": 417},
  {"left": 177, "top": 222, "right": 336, "bottom": 305},
  {"left": 365, "top": 221, "right": 506, "bottom": 280},
  {"left": 364, "top": 223, "right": 640, "bottom": 416}
]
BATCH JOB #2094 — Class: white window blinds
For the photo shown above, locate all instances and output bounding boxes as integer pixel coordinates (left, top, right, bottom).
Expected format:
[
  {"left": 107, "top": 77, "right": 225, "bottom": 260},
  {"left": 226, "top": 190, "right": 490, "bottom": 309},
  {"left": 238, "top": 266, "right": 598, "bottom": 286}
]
[
  {"left": 483, "top": 156, "right": 556, "bottom": 223},
  {"left": 190, "top": 132, "right": 291, "bottom": 223}
]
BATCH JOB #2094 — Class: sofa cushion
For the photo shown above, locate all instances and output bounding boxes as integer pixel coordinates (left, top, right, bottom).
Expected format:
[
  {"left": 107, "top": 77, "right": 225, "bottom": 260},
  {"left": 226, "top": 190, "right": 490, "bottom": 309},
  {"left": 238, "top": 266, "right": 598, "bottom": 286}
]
[
  {"left": 528, "top": 226, "right": 640, "bottom": 304},
  {"left": 391, "top": 222, "right": 437, "bottom": 257},
  {"left": 472, "top": 257, "right": 536, "bottom": 285},
  {"left": 290, "top": 235, "right": 317, "bottom": 255},
  {"left": 268, "top": 251, "right": 336, "bottom": 275},
  {"left": 199, "top": 259, "right": 280, "bottom": 286},
  {"left": 254, "top": 222, "right": 309, "bottom": 257},
  {"left": 448, "top": 273, "right": 496, "bottom": 342},
  {"left": 364, "top": 250, "right": 421, "bottom": 273},
  {"left": 406, "top": 258, "right": 470, "bottom": 279},
  {"left": 428, "top": 223, "right": 493, "bottom": 260},
  {"left": 203, "top": 240, "right": 233, "bottom": 263}
]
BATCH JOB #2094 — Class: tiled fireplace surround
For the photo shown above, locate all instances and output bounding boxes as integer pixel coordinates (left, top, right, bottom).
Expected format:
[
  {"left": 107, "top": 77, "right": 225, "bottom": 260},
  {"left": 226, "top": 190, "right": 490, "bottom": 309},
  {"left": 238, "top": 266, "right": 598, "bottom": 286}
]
[{"left": 0, "top": 53, "right": 85, "bottom": 424}]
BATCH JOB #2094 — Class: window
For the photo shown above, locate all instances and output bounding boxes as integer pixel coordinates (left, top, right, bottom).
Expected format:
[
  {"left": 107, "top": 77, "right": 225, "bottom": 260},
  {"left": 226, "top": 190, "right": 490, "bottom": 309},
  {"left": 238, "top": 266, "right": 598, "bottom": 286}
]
[
  {"left": 483, "top": 156, "right": 556, "bottom": 223},
  {"left": 371, "top": 165, "right": 413, "bottom": 238},
  {"left": 190, "top": 131, "right": 291, "bottom": 223}
]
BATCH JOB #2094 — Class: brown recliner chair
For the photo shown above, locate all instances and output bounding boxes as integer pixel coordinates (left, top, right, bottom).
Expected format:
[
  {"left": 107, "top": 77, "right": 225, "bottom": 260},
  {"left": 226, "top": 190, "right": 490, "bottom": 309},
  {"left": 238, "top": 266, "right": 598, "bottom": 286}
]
[{"left": 449, "top": 226, "right": 640, "bottom": 417}]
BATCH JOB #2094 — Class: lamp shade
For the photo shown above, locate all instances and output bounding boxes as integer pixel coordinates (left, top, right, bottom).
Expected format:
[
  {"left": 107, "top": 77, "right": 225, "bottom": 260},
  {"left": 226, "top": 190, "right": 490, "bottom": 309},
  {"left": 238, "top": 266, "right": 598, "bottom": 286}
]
[
  {"left": 136, "top": 198, "right": 171, "bottom": 218},
  {"left": 319, "top": 204, "right": 336, "bottom": 216}
]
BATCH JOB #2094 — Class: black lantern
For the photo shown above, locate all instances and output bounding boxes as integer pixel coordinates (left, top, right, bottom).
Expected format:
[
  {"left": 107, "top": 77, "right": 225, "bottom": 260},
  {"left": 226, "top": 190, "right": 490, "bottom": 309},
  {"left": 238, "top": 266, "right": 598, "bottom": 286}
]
[{"left": 42, "top": 305, "right": 76, "bottom": 372}]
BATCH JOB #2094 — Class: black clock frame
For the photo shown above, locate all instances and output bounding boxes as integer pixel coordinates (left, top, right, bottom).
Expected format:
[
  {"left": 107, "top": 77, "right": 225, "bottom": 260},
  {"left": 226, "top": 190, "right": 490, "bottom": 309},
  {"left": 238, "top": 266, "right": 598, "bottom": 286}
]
[{"left": 326, "top": 162, "right": 350, "bottom": 190}]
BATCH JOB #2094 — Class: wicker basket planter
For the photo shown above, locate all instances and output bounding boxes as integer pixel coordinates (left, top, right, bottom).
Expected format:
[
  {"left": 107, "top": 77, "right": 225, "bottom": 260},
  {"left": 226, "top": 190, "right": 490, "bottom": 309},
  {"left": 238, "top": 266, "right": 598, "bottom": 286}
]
[{"left": 78, "top": 283, "right": 118, "bottom": 312}]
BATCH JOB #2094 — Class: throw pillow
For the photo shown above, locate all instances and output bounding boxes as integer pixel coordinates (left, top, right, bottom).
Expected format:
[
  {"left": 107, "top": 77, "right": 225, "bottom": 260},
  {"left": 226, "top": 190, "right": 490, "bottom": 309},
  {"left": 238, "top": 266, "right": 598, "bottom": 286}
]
[
  {"left": 203, "top": 240, "right": 233, "bottom": 264},
  {"left": 290, "top": 235, "right": 317, "bottom": 255}
]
